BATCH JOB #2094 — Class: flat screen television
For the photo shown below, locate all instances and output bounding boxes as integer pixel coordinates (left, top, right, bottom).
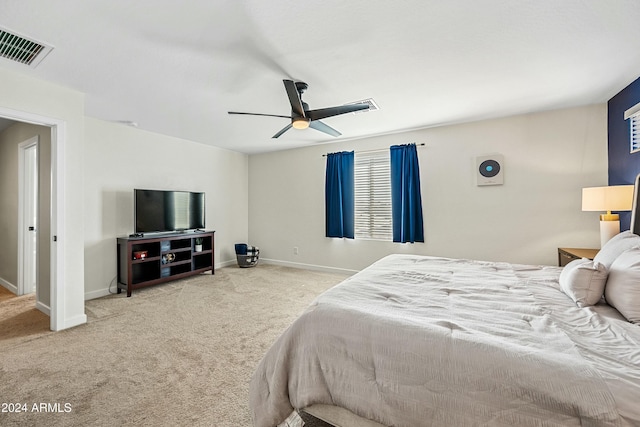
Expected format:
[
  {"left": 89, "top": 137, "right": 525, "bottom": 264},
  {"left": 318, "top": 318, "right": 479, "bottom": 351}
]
[{"left": 135, "top": 189, "right": 205, "bottom": 234}]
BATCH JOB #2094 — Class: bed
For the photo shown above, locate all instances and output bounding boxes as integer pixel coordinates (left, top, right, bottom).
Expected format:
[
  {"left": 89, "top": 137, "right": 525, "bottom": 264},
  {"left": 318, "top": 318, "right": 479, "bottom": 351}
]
[{"left": 250, "top": 207, "right": 640, "bottom": 427}]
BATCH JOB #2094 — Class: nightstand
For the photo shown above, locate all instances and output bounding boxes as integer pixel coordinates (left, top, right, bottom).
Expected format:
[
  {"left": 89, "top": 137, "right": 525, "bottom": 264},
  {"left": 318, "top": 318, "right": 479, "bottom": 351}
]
[{"left": 557, "top": 247, "right": 599, "bottom": 267}]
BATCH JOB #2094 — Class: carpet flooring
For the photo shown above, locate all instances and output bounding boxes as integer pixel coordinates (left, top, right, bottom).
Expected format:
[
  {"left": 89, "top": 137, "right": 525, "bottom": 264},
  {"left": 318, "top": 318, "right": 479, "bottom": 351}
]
[
  {"left": 0, "top": 265, "right": 349, "bottom": 426},
  {"left": 0, "top": 286, "right": 50, "bottom": 342}
]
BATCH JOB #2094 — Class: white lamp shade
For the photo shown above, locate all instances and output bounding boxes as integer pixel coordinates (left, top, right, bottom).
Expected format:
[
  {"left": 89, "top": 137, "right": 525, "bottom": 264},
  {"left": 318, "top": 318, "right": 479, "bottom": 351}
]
[{"left": 582, "top": 185, "right": 634, "bottom": 212}]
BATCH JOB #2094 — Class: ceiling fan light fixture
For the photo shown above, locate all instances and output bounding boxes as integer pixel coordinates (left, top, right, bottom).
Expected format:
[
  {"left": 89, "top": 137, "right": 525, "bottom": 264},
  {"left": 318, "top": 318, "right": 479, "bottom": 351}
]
[
  {"left": 292, "top": 117, "right": 310, "bottom": 130},
  {"left": 229, "top": 80, "right": 369, "bottom": 138}
]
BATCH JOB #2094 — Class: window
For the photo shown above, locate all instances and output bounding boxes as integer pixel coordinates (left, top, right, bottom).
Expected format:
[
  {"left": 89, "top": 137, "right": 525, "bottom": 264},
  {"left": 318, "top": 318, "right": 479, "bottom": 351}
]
[
  {"left": 354, "top": 150, "right": 392, "bottom": 240},
  {"left": 631, "top": 114, "right": 640, "bottom": 154},
  {"left": 624, "top": 102, "right": 640, "bottom": 154}
]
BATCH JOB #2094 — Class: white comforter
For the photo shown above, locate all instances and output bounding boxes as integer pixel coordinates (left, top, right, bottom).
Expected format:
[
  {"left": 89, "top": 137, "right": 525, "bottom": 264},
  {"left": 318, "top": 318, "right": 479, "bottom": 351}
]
[{"left": 250, "top": 254, "right": 640, "bottom": 427}]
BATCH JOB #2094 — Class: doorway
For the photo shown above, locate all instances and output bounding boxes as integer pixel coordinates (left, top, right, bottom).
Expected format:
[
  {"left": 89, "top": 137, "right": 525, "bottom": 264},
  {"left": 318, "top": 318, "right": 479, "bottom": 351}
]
[{"left": 0, "top": 106, "right": 66, "bottom": 331}]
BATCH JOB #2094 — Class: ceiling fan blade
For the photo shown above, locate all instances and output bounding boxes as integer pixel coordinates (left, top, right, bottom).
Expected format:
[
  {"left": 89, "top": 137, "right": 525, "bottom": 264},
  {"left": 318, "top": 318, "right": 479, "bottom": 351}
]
[
  {"left": 309, "top": 120, "right": 341, "bottom": 137},
  {"left": 307, "top": 103, "right": 369, "bottom": 121},
  {"left": 228, "top": 111, "right": 290, "bottom": 119},
  {"left": 283, "top": 80, "right": 305, "bottom": 117},
  {"left": 272, "top": 123, "right": 293, "bottom": 138}
]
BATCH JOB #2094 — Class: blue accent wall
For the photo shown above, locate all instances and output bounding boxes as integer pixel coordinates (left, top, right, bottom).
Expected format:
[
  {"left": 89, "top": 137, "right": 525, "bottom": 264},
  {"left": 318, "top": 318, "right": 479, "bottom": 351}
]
[{"left": 608, "top": 76, "right": 640, "bottom": 230}]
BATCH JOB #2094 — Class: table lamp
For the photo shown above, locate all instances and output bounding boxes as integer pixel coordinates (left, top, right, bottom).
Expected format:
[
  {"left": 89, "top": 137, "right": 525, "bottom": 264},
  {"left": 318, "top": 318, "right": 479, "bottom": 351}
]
[{"left": 582, "top": 185, "right": 634, "bottom": 247}]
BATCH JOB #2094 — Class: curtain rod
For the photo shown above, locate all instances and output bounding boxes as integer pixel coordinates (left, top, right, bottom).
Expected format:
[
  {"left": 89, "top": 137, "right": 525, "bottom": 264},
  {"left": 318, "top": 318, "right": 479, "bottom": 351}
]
[{"left": 322, "top": 143, "right": 425, "bottom": 157}]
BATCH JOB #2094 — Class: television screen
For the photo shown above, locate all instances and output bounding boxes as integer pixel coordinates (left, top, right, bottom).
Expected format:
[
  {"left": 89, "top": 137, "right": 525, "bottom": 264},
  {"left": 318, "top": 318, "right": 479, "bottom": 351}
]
[{"left": 135, "top": 189, "right": 205, "bottom": 234}]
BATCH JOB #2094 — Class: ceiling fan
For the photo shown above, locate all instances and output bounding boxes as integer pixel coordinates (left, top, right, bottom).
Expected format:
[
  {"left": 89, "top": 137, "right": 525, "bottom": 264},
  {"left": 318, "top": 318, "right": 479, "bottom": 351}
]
[{"left": 228, "top": 79, "right": 370, "bottom": 138}]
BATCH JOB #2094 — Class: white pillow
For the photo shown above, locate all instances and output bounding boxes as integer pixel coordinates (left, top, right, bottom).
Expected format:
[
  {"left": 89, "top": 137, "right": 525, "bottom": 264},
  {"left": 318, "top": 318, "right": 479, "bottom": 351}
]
[
  {"left": 559, "top": 258, "right": 608, "bottom": 307},
  {"left": 593, "top": 230, "right": 640, "bottom": 269},
  {"left": 605, "top": 247, "right": 640, "bottom": 323}
]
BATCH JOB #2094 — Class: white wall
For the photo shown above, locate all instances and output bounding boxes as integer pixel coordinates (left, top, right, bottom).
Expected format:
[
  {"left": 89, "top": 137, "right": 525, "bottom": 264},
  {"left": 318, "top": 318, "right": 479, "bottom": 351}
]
[
  {"left": 83, "top": 118, "right": 248, "bottom": 299},
  {"left": 0, "top": 66, "right": 86, "bottom": 330},
  {"left": 248, "top": 104, "right": 608, "bottom": 271}
]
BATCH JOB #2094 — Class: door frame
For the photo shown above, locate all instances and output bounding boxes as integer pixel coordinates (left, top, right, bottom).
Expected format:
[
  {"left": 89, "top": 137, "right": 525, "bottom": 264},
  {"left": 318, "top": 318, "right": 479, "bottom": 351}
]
[
  {"left": 17, "top": 135, "right": 39, "bottom": 298},
  {"left": 0, "top": 106, "right": 65, "bottom": 331}
]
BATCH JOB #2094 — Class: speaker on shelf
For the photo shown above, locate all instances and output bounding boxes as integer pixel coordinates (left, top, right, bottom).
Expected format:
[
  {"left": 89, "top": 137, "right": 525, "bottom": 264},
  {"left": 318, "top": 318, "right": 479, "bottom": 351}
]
[{"left": 476, "top": 154, "right": 504, "bottom": 186}]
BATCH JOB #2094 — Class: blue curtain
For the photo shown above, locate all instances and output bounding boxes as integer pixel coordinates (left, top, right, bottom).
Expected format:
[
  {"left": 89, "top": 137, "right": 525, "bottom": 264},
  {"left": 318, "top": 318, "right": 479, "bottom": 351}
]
[
  {"left": 390, "top": 144, "right": 424, "bottom": 243},
  {"left": 325, "top": 151, "right": 354, "bottom": 238}
]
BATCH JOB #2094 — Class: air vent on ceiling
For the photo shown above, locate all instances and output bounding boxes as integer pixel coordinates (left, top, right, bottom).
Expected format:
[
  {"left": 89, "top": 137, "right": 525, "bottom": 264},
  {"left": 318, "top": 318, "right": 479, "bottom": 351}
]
[
  {"left": 0, "top": 27, "right": 53, "bottom": 68},
  {"left": 346, "top": 98, "right": 379, "bottom": 113}
]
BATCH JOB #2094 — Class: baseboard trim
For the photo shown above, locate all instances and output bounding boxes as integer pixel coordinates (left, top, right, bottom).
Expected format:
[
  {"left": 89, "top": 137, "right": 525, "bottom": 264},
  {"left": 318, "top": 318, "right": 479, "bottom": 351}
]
[
  {"left": 259, "top": 258, "right": 358, "bottom": 275},
  {"left": 36, "top": 300, "right": 50, "bottom": 316},
  {"left": 85, "top": 288, "right": 112, "bottom": 301},
  {"left": 217, "top": 259, "right": 237, "bottom": 268},
  {"left": 0, "top": 277, "right": 17, "bottom": 294}
]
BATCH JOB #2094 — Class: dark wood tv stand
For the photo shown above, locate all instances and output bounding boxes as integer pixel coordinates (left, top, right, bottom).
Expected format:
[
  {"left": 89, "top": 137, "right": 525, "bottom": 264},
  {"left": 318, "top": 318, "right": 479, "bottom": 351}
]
[{"left": 116, "top": 231, "right": 215, "bottom": 297}]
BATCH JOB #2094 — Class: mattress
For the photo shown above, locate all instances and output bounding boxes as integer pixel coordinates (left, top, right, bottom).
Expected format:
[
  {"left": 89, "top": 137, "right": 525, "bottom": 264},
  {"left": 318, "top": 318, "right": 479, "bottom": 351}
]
[{"left": 249, "top": 254, "right": 640, "bottom": 427}]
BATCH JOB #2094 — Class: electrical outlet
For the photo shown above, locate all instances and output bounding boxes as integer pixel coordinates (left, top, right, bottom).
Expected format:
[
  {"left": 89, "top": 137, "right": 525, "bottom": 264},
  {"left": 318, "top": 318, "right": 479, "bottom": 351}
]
[{"left": 293, "top": 247, "right": 299, "bottom": 255}]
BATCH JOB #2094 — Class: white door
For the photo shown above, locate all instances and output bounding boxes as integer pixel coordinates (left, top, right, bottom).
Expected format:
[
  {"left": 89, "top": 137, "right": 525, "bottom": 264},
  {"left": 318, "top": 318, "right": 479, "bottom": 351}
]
[{"left": 18, "top": 137, "right": 38, "bottom": 296}]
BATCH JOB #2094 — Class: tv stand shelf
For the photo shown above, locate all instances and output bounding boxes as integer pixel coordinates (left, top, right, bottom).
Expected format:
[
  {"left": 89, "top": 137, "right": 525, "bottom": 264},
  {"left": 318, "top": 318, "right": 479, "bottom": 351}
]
[{"left": 117, "top": 231, "right": 215, "bottom": 297}]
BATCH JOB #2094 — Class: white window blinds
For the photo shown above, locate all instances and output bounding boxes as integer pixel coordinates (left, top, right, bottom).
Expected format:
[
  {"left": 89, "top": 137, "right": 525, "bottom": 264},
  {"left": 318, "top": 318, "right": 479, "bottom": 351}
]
[
  {"left": 624, "top": 102, "right": 640, "bottom": 154},
  {"left": 631, "top": 115, "right": 640, "bottom": 153},
  {"left": 354, "top": 150, "right": 392, "bottom": 240}
]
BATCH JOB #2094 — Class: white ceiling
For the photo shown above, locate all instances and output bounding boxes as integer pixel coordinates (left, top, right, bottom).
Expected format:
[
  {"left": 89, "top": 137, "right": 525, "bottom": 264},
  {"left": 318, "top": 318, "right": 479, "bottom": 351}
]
[{"left": 2, "top": 1, "right": 640, "bottom": 154}]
